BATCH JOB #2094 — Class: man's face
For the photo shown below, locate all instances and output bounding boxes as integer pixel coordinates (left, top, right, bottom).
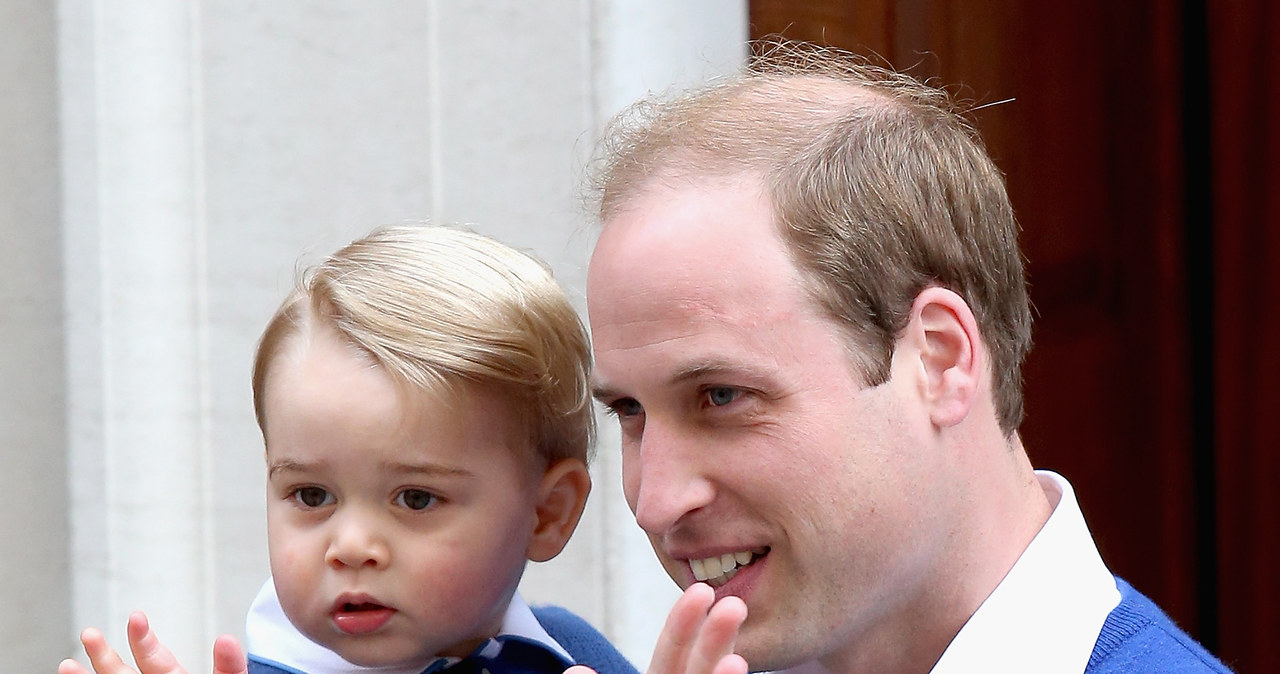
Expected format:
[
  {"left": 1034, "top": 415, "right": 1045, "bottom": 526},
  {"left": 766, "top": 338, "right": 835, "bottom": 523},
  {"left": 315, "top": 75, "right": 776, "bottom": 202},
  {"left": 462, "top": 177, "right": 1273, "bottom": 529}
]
[
  {"left": 587, "top": 174, "right": 951, "bottom": 670},
  {"left": 261, "top": 323, "right": 541, "bottom": 668}
]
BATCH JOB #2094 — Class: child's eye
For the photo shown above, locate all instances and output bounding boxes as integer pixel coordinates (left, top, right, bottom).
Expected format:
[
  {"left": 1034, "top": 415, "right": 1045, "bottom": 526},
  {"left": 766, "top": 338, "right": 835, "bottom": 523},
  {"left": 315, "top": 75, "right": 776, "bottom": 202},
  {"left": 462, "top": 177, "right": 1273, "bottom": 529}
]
[
  {"left": 291, "top": 487, "right": 334, "bottom": 508},
  {"left": 395, "top": 489, "right": 438, "bottom": 511}
]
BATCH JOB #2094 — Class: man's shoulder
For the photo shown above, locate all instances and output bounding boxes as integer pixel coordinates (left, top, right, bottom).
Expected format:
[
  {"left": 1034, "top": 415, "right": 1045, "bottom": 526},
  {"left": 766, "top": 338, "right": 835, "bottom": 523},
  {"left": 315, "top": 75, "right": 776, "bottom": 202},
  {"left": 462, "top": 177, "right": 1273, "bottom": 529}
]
[
  {"left": 532, "top": 605, "right": 639, "bottom": 674},
  {"left": 1085, "top": 577, "right": 1233, "bottom": 673}
]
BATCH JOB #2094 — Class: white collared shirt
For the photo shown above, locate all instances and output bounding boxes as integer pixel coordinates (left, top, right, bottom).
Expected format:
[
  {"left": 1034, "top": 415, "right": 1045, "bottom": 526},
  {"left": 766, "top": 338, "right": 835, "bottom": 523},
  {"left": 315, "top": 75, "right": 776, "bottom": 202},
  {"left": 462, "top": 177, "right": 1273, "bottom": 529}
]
[
  {"left": 928, "top": 470, "right": 1120, "bottom": 673},
  {"left": 245, "top": 580, "right": 571, "bottom": 674}
]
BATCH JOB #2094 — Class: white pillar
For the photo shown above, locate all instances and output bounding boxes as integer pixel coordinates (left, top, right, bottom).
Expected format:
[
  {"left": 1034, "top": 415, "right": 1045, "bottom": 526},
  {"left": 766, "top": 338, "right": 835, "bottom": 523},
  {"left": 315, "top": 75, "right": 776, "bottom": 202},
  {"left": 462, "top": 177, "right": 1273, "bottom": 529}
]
[
  {"left": 0, "top": 1, "right": 69, "bottom": 672},
  {"left": 59, "top": 0, "right": 213, "bottom": 663}
]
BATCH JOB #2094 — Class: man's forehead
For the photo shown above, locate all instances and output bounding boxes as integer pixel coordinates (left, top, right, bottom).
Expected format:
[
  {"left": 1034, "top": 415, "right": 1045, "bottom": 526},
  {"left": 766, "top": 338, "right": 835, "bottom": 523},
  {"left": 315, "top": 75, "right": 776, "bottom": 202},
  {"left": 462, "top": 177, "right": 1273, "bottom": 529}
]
[
  {"left": 589, "top": 177, "right": 784, "bottom": 284},
  {"left": 587, "top": 280, "right": 814, "bottom": 391},
  {"left": 587, "top": 179, "right": 816, "bottom": 339}
]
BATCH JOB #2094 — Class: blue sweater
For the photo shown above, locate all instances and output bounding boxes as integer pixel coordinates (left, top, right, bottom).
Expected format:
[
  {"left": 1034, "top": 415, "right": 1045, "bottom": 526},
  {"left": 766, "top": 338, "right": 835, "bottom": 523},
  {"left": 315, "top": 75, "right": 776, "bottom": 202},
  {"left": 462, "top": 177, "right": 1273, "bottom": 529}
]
[
  {"left": 1086, "top": 578, "right": 1232, "bottom": 672},
  {"left": 534, "top": 605, "right": 638, "bottom": 674},
  {"left": 247, "top": 605, "right": 637, "bottom": 674}
]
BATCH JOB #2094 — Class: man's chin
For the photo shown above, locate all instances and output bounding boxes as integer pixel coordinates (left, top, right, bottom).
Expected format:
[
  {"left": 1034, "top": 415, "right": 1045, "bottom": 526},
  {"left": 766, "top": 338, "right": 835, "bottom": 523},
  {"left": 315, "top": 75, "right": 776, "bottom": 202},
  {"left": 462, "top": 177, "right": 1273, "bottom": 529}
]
[{"left": 734, "top": 622, "right": 823, "bottom": 674}]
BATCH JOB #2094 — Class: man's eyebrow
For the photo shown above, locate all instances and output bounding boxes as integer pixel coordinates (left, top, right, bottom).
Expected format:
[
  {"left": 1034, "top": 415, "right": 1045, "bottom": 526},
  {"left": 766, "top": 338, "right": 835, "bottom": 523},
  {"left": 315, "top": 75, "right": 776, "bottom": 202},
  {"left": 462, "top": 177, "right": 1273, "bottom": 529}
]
[
  {"left": 591, "top": 381, "right": 622, "bottom": 403},
  {"left": 590, "top": 360, "right": 774, "bottom": 402},
  {"left": 670, "top": 361, "right": 749, "bottom": 384},
  {"left": 670, "top": 356, "right": 783, "bottom": 389}
]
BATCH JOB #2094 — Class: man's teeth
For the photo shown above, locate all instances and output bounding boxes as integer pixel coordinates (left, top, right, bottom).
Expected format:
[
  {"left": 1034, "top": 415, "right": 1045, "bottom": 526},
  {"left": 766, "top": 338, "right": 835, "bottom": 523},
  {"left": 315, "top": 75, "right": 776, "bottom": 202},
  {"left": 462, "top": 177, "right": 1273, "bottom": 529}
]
[{"left": 690, "top": 551, "right": 756, "bottom": 586}]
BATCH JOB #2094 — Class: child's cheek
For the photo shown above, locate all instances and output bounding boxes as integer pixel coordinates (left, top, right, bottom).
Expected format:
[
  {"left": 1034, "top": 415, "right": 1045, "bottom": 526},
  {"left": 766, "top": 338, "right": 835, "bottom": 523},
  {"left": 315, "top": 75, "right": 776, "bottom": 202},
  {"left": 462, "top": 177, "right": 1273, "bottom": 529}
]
[{"left": 268, "top": 534, "right": 318, "bottom": 598}]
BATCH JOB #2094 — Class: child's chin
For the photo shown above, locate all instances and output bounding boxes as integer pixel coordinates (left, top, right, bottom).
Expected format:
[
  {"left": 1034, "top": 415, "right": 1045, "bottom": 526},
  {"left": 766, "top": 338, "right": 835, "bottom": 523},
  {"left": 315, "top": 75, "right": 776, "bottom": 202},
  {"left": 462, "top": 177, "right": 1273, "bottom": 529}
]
[{"left": 329, "top": 639, "right": 434, "bottom": 670}]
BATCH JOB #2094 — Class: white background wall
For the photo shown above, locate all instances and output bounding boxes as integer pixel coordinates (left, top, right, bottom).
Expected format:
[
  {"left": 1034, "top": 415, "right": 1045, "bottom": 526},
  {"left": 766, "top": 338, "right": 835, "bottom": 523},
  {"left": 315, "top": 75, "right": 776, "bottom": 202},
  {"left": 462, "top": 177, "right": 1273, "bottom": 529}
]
[{"left": 0, "top": 2, "right": 746, "bottom": 671}]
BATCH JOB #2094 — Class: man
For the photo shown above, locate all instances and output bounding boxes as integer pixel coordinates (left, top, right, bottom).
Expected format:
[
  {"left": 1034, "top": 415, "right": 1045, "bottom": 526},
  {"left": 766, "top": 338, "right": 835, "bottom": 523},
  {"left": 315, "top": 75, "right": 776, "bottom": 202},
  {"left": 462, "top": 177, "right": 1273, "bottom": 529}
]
[{"left": 581, "top": 45, "right": 1231, "bottom": 673}]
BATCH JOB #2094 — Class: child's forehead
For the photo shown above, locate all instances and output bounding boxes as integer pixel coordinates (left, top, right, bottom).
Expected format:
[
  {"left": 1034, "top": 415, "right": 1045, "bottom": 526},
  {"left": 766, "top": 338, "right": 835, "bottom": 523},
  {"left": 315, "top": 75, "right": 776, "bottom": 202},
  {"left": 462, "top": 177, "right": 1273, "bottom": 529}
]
[
  {"left": 267, "top": 315, "right": 545, "bottom": 464},
  {"left": 264, "top": 375, "right": 545, "bottom": 472}
]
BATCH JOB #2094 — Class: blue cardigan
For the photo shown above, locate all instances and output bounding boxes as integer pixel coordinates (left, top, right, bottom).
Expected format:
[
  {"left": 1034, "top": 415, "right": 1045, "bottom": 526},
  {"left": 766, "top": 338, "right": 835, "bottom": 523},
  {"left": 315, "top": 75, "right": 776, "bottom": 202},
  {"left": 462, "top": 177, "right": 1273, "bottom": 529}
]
[
  {"left": 1086, "top": 578, "right": 1232, "bottom": 672},
  {"left": 534, "top": 605, "right": 639, "bottom": 674}
]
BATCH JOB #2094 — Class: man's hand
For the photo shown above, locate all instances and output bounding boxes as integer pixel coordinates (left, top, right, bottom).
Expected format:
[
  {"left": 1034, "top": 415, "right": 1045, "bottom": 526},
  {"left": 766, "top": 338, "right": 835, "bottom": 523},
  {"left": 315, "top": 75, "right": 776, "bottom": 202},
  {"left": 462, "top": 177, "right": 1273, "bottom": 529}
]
[
  {"left": 57, "top": 612, "right": 247, "bottom": 674},
  {"left": 567, "top": 583, "right": 747, "bottom": 674}
]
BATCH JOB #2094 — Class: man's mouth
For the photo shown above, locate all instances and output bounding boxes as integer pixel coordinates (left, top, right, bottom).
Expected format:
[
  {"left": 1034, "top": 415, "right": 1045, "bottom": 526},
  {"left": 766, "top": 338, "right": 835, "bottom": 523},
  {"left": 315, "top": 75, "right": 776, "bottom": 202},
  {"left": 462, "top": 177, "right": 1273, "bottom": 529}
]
[{"left": 688, "top": 549, "right": 766, "bottom": 587}]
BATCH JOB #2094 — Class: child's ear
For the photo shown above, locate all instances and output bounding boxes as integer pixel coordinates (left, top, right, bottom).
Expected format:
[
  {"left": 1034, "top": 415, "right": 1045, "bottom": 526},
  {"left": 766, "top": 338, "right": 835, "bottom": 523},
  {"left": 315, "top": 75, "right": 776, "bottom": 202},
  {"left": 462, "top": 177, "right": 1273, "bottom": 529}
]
[{"left": 526, "top": 458, "right": 592, "bottom": 563}]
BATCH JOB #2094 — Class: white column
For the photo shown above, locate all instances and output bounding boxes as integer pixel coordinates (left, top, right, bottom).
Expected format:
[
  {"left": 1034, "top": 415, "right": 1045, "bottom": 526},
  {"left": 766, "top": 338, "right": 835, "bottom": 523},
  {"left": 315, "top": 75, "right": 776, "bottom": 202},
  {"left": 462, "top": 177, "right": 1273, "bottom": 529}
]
[
  {"left": 0, "top": 1, "right": 69, "bottom": 672},
  {"left": 59, "top": 0, "right": 212, "bottom": 664}
]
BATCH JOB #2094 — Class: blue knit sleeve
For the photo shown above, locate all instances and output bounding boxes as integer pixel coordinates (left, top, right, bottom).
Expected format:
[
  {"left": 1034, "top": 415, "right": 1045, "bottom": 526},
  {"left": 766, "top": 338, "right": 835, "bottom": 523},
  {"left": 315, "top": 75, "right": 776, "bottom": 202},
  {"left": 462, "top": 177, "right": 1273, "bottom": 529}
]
[
  {"left": 247, "top": 656, "right": 308, "bottom": 674},
  {"left": 531, "top": 606, "right": 639, "bottom": 674}
]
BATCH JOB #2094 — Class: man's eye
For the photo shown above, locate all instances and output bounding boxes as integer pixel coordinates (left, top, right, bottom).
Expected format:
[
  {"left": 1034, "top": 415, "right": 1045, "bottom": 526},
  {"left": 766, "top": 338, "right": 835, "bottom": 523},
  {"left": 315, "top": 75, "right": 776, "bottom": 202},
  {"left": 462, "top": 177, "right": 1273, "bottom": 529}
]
[
  {"left": 606, "top": 398, "right": 644, "bottom": 418},
  {"left": 292, "top": 487, "right": 334, "bottom": 508},
  {"left": 705, "top": 386, "right": 742, "bottom": 407},
  {"left": 395, "top": 489, "right": 437, "bottom": 511}
]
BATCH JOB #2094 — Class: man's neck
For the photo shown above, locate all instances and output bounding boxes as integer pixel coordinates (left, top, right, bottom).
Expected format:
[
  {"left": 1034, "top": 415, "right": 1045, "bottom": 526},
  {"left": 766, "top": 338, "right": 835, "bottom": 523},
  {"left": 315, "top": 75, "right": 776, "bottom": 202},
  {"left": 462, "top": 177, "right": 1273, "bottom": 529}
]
[{"left": 807, "top": 436, "right": 1054, "bottom": 674}]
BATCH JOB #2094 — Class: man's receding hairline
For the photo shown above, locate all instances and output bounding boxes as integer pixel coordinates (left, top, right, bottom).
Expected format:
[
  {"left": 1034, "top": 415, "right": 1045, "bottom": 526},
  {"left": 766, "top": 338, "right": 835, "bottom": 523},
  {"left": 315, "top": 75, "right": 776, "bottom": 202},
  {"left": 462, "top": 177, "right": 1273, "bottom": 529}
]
[
  {"left": 597, "top": 76, "right": 908, "bottom": 225},
  {"left": 753, "top": 72, "right": 900, "bottom": 111}
]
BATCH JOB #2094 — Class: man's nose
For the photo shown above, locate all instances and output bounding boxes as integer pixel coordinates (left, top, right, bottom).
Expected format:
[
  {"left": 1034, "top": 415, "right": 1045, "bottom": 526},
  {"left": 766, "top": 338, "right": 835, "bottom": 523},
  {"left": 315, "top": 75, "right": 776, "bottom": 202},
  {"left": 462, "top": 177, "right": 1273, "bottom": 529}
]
[
  {"left": 325, "top": 508, "right": 389, "bottom": 570},
  {"left": 626, "top": 420, "right": 716, "bottom": 535}
]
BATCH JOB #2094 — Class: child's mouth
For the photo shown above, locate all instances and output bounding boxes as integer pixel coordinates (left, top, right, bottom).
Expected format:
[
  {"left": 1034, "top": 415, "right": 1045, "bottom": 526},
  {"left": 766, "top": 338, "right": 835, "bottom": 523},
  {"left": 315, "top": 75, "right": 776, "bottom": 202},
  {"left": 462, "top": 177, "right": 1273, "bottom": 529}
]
[{"left": 331, "top": 597, "right": 395, "bottom": 635}]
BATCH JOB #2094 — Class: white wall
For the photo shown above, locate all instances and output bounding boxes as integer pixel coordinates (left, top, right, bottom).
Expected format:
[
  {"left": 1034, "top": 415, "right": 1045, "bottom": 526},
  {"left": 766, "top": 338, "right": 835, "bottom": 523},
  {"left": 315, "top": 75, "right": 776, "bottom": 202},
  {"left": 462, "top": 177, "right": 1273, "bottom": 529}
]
[{"left": 1, "top": 1, "right": 746, "bottom": 671}]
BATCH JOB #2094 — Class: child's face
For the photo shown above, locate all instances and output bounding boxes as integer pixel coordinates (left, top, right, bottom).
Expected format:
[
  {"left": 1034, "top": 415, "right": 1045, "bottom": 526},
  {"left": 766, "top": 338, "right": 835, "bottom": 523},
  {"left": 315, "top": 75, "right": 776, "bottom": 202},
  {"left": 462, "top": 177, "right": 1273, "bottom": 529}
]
[{"left": 261, "top": 325, "right": 544, "bottom": 668}]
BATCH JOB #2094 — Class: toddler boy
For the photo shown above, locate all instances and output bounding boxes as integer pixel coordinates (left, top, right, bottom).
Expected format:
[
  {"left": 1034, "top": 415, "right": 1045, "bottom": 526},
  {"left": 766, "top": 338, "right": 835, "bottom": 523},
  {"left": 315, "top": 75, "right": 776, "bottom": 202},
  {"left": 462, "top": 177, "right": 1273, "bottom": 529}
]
[{"left": 61, "top": 225, "right": 636, "bottom": 674}]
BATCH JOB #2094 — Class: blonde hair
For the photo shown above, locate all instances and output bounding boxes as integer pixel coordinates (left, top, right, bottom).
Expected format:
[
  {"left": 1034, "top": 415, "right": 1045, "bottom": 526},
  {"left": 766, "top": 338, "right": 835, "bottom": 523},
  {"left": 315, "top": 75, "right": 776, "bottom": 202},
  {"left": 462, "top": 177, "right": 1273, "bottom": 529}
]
[
  {"left": 252, "top": 225, "right": 594, "bottom": 464},
  {"left": 591, "top": 41, "right": 1032, "bottom": 435}
]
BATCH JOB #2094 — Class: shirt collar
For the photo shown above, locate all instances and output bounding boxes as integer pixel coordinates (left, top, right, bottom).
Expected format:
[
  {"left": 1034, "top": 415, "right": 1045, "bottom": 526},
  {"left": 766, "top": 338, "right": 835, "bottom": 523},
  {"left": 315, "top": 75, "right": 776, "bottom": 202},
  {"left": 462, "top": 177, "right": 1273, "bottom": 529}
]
[
  {"left": 245, "top": 579, "right": 572, "bottom": 673},
  {"left": 928, "top": 470, "right": 1120, "bottom": 674}
]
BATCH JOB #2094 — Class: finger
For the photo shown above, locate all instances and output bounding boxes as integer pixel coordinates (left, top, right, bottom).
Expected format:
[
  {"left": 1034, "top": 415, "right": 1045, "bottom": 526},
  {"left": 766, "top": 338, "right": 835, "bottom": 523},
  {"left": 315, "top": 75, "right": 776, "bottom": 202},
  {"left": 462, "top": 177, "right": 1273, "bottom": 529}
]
[
  {"left": 647, "top": 583, "right": 716, "bottom": 674},
  {"left": 79, "top": 627, "right": 137, "bottom": 674},
  {"left": 58, "top": 658, "right": 94, "bottom": 674},
  {"left": 711, "top": 654, "right": 749, "bottom": 674},
  {"left": 562, "top": 668, "right": 598, "bottom": 674},
  {"left": 687, "top": 596, "right": 747, "bottom": 674},
  {"left": 211, "top": 634, "right": 248, "bottom": 674},
  {"left": 125, "top": 612, "right": 186, "bottom": 674}
]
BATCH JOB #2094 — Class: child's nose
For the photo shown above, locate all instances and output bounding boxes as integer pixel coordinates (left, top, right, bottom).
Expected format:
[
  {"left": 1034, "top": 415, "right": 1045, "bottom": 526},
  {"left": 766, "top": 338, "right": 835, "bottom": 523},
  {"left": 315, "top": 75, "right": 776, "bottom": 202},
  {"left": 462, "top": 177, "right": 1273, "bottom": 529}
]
[{"left": 324, "top": 510, "right": 390, "bottom": 570}]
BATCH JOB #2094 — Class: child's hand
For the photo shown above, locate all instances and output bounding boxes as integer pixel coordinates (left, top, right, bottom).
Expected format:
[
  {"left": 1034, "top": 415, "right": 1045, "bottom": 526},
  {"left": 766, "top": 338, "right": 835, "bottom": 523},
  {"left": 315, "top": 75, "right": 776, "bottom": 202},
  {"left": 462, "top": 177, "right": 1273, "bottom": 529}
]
[
  {"left": 566, "top": 583, "right": 747, "bottom": 674},
  {"left": 57, "top": 612, "right": 247, "bottom": 674}
]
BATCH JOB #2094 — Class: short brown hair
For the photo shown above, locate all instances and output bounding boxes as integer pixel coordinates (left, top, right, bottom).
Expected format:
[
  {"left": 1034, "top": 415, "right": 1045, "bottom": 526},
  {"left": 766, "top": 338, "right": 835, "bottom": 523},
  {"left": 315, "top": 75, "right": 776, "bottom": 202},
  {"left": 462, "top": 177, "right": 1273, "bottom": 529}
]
[
  {"left": 592, "top": 42, "right": 1032, "bottom": 434},
  {"left": 252, "top": 224, "right": 595, "bottom": 463}
]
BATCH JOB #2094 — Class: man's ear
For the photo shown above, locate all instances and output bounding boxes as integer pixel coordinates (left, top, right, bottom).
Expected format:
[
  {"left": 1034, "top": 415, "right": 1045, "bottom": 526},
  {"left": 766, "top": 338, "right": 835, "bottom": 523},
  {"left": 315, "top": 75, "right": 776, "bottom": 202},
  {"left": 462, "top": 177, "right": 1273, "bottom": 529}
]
[
  {"left": 905, "top": 286, "right": 983, "bottom": 428},
  {"left": 526, "top": 458, "right": 592, "bottom": 562}
]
